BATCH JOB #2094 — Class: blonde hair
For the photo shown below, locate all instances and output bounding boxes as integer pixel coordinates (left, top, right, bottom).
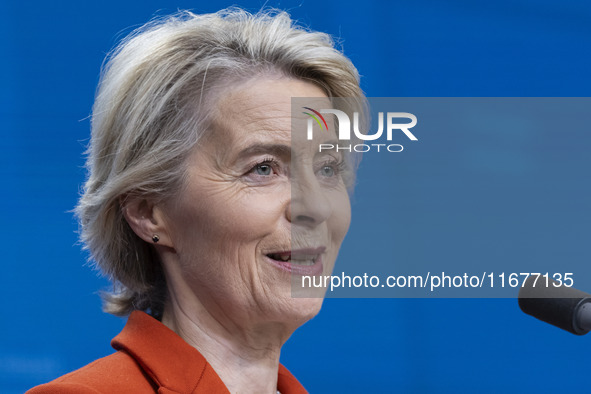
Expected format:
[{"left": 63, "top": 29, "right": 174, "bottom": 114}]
[{"left": 75, "top": 8, "right": 364, "bottom": 317}]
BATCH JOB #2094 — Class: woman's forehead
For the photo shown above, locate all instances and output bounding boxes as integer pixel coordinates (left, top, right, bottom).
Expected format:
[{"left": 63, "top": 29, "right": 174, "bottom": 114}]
[{"left": 215, "top": 78, "right": 327, "bottom": 116}]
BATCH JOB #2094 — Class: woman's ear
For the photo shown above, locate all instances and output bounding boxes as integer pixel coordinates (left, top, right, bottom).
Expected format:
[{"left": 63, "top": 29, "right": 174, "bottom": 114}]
[{"left": 120, "top": 195, "right": 173, "bottom": 248}]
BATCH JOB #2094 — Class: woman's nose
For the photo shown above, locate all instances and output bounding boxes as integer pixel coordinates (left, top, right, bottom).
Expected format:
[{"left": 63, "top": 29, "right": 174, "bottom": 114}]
[{"left": 286, "top": 174, "right": 332, "bottom": 228}]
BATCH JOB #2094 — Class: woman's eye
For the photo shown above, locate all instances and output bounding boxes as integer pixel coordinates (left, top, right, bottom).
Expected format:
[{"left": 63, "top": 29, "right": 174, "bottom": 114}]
[
  {"left": 247, "top": 158, "right": 280, "bottom": 178},
  {"left": 255, "top": 163, "right": 273, "bottom": 176},
  {"left": 317, "top": 158, "right": 345, "bottom": 179},
  {"left": 319, "top": 165, "right": 335, "bottom": 177}
]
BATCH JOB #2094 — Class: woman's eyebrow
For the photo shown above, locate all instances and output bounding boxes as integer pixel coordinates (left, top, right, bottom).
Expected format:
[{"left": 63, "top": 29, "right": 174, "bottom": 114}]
[{"left": 236, "top": 143, "right": 292, "bottom": 160}]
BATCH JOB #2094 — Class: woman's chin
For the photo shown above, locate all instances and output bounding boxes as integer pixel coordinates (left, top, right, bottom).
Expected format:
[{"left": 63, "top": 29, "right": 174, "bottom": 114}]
[{"left": 275, "top": 294, "right": 325, "bottom": 327}]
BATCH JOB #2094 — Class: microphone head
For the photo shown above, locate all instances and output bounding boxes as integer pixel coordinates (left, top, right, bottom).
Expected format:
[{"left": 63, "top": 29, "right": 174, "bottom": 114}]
[{"left": 518, "top": 275, "right": 591, "bottom": 335}]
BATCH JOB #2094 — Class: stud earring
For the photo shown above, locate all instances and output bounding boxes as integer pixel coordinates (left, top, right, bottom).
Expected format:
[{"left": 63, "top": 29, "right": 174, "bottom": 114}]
[{"left": 152, "top": 234, "right": 160, "bottom": 243}]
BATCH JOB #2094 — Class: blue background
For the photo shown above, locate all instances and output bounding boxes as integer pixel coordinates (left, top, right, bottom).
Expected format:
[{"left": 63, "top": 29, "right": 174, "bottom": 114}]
[{"left": 3, "top": 0, "right": 591, "bottom": 392}]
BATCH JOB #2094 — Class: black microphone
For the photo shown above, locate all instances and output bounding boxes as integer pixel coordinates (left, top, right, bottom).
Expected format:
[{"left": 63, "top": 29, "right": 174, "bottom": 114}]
[{"left": 518, "top": 275, "right": 591, "bottom": 335}]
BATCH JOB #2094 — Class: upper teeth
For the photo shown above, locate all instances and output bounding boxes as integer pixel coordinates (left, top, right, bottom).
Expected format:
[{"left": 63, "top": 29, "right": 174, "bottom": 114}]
[
  {"left": 291, "top": 258, "right": 316, "bottom": 266},
  {"left": 269, "top": 252, "right": 319, "bottom": 265},
  {"left": 268, "top": 253, "right": 291, "bottom": 261}
]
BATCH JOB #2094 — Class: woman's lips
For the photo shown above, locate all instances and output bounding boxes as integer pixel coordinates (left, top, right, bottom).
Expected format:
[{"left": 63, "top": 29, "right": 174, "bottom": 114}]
[{"left": 265, "top": 247, "right": 325, "bottom": 275}]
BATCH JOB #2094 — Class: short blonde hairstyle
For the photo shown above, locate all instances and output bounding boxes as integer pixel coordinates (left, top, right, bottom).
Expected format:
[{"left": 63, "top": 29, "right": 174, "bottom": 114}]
[{"left": 76, "top": 8, "right": 364, "bottom": 317}]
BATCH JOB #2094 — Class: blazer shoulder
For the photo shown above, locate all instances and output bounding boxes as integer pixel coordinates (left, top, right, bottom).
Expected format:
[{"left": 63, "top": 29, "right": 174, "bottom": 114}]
[
  {"left": 26, "top": 381, "right": 102, "bottom": 394},
  {"left": 26, "top": 351, "right": 156, "bottom": 394}
]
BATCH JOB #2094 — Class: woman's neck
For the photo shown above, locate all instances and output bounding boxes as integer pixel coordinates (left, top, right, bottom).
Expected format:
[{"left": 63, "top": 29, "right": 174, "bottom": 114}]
[{"left": 161, "top": 285, "right": 292, "bottom": 394}]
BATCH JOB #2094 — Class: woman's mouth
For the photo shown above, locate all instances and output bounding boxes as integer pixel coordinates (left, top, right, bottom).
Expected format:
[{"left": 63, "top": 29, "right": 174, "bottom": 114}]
[{"left": 265, "top": 247, "right": 325, "bottom": 275}]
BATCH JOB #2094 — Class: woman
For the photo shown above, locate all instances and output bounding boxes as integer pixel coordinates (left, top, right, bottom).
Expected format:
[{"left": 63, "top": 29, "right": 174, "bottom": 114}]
[{"left": 28, "top": 8, "right": 363, "bottom": 393}]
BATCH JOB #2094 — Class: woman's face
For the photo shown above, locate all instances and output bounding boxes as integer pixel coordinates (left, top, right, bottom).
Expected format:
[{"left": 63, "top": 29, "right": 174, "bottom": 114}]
[{"left": 160, "top": 78, "right": 351, "bottom": 328}]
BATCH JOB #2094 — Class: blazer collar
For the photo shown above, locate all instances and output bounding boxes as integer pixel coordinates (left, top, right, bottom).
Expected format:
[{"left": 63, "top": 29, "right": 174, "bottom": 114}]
[{"left": 111, "top": 311, "right": 307, "bottom": 393}]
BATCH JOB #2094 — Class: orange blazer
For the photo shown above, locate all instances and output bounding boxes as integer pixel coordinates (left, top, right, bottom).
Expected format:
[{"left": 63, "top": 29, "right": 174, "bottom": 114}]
[{"left": 27, "top": 311, "right": 308, "bottom": 393}]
